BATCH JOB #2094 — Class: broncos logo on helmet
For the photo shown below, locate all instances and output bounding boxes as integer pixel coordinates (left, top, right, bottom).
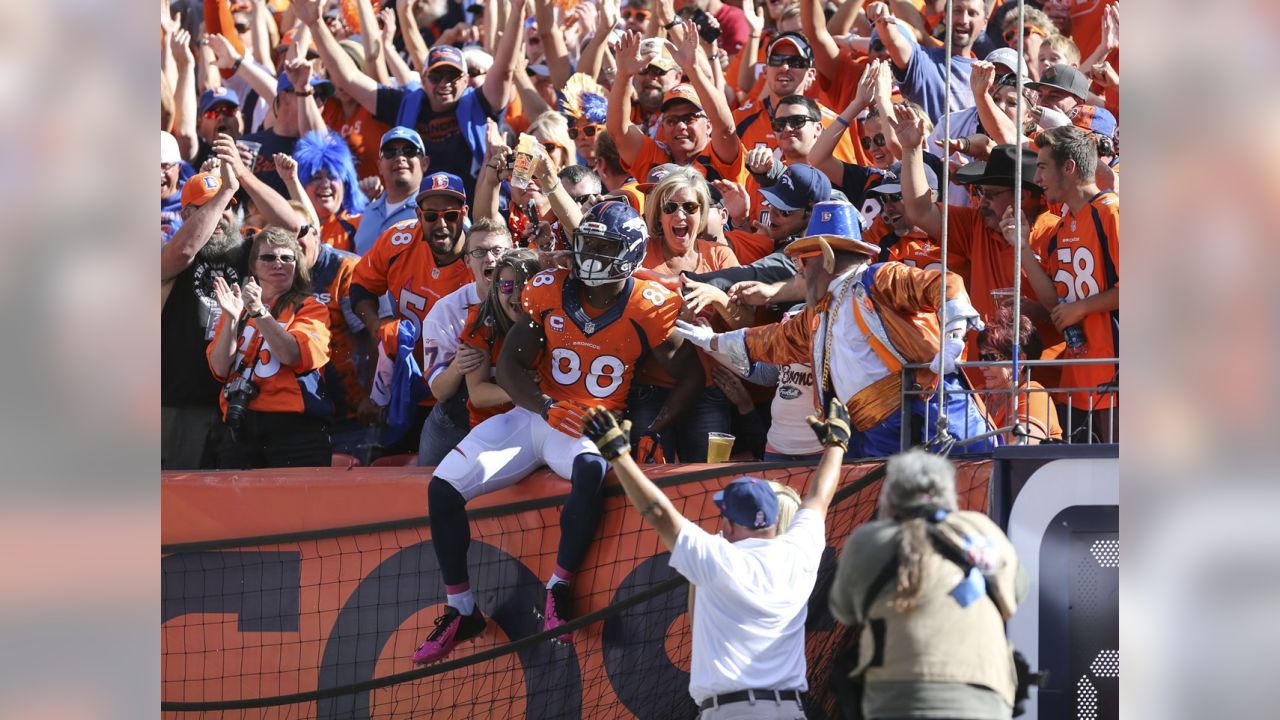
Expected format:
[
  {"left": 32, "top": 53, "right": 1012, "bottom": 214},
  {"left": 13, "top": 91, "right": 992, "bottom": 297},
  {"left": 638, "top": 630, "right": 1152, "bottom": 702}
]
[{"left": 571, "top": 200, "right": 648, "bottom": 286}]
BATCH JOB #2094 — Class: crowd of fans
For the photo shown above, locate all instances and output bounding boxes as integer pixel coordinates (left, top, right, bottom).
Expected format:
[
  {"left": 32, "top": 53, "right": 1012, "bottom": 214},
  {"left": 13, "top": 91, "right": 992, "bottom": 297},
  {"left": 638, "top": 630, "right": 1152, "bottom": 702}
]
[{"left": 161, "top": 0, "right": 1120, "bottom": 472}]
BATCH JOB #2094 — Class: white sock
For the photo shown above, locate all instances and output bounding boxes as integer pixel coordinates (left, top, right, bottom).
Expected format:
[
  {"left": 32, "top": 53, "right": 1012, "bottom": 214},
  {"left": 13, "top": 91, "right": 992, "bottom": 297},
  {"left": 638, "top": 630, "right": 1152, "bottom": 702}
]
[
  {"left": 546, "top": 573, "right": 570, "bottom": 590},
  {"left": 447, "top": 590, "right": 476, "bottom": 615}
]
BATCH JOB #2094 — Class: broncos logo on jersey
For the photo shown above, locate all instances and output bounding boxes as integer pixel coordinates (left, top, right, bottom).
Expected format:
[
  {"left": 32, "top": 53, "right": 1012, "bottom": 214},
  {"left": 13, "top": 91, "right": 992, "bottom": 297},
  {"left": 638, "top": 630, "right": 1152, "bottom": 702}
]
[{"left": 571, "top": 200, "right": 649, "bottom": 286}]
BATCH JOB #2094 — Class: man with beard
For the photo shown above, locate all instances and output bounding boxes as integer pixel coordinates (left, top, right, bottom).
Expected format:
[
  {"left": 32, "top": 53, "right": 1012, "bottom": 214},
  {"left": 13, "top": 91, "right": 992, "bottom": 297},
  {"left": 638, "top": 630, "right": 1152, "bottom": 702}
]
[
  {"left": 351, "top": 127, "right": 427, "bottom": 256},
  {"left": 294, "top": 0, "right": 525, "bottom": 200},
  {"left": 732, "top": 34, "right": 857, "bottom": 165},
  {"left": 161, "top": 153, "right": 244, "bottom": 470},
  {"left": 625, "top": 40, "right": 681, "bottom": 138},
  {"left": 867, "top": 0, "right": 986, "bottom": 122},
  {"left": 350, "top": 172, "right": 476, "bottom": 448},
  {"left": 608, "top": 27, "right": 748, "bottom": 188}
]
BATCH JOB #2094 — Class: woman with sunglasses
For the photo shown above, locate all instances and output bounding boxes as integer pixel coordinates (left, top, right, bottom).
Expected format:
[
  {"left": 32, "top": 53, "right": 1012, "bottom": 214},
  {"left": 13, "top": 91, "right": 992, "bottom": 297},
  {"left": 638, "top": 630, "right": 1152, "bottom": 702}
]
[
  {"left": 288, "top": 131, "right": 368, "bottom": 253},
  {"left": 631, "top": 169, "right": 747, "bottom": 462},
  {"left": 457, "top": 250, "right": 543, "bottom": 428},
  {"left": 207, "top": 226, "right": 334, "bottom": 468}
]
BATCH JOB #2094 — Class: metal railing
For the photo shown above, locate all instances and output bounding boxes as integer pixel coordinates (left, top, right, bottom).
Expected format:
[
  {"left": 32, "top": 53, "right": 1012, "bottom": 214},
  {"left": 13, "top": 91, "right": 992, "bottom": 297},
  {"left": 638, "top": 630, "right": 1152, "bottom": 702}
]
[{"left": 899, "top": 358, "right": 1119, "bottom": 452}]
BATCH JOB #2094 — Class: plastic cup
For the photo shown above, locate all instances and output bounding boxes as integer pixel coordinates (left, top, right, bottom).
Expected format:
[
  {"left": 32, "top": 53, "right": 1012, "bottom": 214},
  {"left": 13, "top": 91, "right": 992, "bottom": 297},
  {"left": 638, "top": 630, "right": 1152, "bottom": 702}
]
[
  {"left": 706, "top": 433, "right": 736, "bottom": 463},
  {"left": 991, "top": 287, "right": 1016, "bottom": 307}
]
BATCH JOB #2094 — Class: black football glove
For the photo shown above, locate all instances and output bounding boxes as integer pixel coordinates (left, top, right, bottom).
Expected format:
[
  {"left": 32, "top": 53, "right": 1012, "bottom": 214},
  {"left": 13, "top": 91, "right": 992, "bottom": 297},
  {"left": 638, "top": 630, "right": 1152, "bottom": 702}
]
[
  {"left": 806, "top": 397, "right": 852, "bottom": 451},
  {"left": 582, "top": 406, "right": 633, "bottom": 461}
]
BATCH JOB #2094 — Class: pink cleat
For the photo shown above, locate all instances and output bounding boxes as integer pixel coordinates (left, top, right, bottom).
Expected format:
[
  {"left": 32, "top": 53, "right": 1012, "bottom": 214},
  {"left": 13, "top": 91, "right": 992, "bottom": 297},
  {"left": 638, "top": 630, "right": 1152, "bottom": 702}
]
[
  {"left": 544, "top": 581, "right": 573, "bottom": 644},
  {"left": 411, "top": 605, "right": 486, "bottom": 664}
]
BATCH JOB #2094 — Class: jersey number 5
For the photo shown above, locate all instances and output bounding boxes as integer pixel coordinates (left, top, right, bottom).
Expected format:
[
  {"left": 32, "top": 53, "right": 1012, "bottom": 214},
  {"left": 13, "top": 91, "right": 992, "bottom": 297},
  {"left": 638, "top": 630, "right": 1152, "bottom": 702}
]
[
  {"left": 1054, "top": 246, "right": 1101, "bottom": 303},
  {"left": 550, "top": 348, "right": 625, "bottom": 398}
]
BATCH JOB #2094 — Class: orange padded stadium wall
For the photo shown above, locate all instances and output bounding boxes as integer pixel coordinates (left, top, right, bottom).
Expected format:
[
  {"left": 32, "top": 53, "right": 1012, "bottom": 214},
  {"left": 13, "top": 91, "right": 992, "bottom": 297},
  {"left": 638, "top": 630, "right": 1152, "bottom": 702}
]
[{"left": 162, "top": 460, "right": 992, "bottom": 718}]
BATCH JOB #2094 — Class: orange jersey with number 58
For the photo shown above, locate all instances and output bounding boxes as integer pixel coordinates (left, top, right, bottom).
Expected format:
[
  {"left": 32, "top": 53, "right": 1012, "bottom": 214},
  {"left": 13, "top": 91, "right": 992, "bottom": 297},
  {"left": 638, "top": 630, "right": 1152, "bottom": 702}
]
[{"left": 521, "top": 267, "right": 680, "bottom": 413}]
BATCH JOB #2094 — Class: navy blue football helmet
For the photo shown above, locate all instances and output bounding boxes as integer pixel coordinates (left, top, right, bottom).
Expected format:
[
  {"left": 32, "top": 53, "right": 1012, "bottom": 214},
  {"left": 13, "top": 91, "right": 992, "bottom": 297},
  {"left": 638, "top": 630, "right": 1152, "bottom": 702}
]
[{"left": 571, "top": 199, "right": 649, "bottom": 286}]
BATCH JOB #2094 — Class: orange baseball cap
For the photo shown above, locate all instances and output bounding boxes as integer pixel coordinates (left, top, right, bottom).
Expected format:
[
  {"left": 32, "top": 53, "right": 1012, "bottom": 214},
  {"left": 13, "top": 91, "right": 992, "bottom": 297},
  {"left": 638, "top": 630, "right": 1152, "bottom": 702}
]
[
  {"left": 181, "top": 173, "right": 225, "bottom": 207},
  {"left": 661, "top": 84, "right": 703, "bottom": 112}
]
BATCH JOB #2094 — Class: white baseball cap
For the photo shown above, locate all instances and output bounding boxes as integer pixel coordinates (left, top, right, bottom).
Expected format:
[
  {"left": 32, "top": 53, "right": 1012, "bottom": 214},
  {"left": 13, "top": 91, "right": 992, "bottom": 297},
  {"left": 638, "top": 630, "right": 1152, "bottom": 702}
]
[{"left": 161, "top": 131, "right": 181, "bottom": 166}]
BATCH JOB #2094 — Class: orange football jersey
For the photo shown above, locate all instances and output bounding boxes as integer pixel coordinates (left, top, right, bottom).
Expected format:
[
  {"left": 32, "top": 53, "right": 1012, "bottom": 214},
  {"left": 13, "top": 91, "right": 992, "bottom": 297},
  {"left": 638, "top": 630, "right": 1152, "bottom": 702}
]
[
  {"left": 625, "top": 135, "right": 750, "bottom": 189},
  {"left": 319, "top": 211, "right": 362, "bottom": 253},
  {"left": 1038, "top": 190, "right": 1119, "bottom": 409},
  {"left": 864, "top": 218, "right": 944, "bottom": 270},
  {"left": 351, "top": 218, "right": 474, "bottom": 345},
  {"left": 206, "top": 296, "right": 332, "bottom": 419},
  {"left": 521, "top": 267, "right": 680, "bottom": 413}
]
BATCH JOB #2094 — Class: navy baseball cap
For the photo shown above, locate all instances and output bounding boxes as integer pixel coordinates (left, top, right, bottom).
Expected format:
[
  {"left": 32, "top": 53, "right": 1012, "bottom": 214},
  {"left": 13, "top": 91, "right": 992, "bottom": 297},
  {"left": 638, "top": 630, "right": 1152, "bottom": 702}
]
[
  {"left": 418, "top": 172, "right": 467, "bottom": 201},
  {"left": 199, "top": 86, "right": 241, "bottom": 115},
  {"left": 427, "top": 45, "right": 468, "bottom": 74},
  {"left": 380, "top": 126, "right": 426, "bottom": 153},
  {"left": 714, "top": 477, "right": 779, "bottom": 530},
  {"left": 759, "top": 164, "right": 832, "bottom": 212},
  {"left": 870, "top": 161, "right": 939, "bottom": 194}
]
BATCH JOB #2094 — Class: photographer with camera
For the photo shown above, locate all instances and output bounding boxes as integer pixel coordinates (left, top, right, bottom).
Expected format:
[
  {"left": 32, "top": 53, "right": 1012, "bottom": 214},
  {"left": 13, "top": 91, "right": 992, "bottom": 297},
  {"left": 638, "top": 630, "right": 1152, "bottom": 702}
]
[{"left": 207, "top": 227, "right": 335, "bottom": 469}]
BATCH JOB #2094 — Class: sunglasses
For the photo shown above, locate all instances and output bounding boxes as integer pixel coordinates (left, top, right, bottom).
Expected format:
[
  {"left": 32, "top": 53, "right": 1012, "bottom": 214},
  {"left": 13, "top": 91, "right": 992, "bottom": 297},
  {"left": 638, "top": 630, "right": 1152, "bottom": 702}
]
[
  {"left": 771, "top": 115, "right": 815, "bottom": 132},
  {"left": 202, "top": 105, "right": 238, "bottom": 120},
  {"left": 663, "top": 112, "right": 707, "bottom": 127},
  {"left": 258, "top": 252, "right": 297, "bottom": 264},
  {"left": 467, "top": 246, "right": 506, "bottom": 259},
  {"left": 422, "top": 209, "right": 465, "bottom": 223},
  {"left": 572, "top": 193, "right": 598, "bottom": 205},
  {"left": 542, "top": 142, "right": 561, "bottom": 156},
  {"left": 568, "top": 124, "right": 601, "bottom": 139},
  {"left": 426, "top": 70, "right": 463, "bottom": 84},
  {"left": 766, "top": 54, "right": 811, "bottom": 69},
  {"left": 638, "top": 65, "right": 672, "bottom": 77},
  {"left": 161, "top": 161, "right": 178, "bottom": 172},
  {"left": 860, "top": 133, "right": 887, "bottom": 150},
  {"left": 1003, "top": 26, "right": 1045, "bottom": 44},
  {"left": 876, "top": 192, "right": 903, "bottom": 202},
  {"left": 468, "top": 68, "right": 487, "bottom": 78},
  {"left": 662, "top": 201, "right": 701, "bottom": 215},
  {"left": 381, "top": 145, "right": 422, "bottom": 159},
  {"left": 979, "top": 352, "right": 1007, "bottom": 362},
  {"left": 768, "top": 205, "right": 802, "bottom": 218},
  {"left": 498, "top": 279, "right": 517, "bottom": 295},
  {"left": 621, "top": 8, "right": 651, "bottom": 21}
]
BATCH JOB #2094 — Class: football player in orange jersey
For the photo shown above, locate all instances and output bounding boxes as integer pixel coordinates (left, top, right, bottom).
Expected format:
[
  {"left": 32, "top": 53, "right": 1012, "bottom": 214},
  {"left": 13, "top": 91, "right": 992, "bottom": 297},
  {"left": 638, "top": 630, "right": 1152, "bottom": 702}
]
[
  {"left": 1003, "top": 126, "right": 1118, "bottom": 443},
  {"left": 412, "top": 200, "right": 704, "bottom": 665}
]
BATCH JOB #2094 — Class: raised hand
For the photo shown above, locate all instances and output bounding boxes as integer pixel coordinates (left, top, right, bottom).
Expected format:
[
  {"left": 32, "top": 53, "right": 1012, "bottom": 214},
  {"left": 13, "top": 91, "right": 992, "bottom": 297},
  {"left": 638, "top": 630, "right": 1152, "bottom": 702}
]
[
  {"left": 212, "top": 133, "right": 248, "bottom": 181},
  {"left": 274, "top": 152, "right": 299, "bottom": 183},
  {"left": 378, "top": 6, "right": 397, "bottom": 45},
  {"left": 359, "top": 175, "right": 384, "bottom": 201},
  {"left": 805, "top": 396, "right": 851, "bottom": 451},
  {"left": 160, "top": 0, "right": 181, "bottom": 36},
  {"left": 206, "top": 33, "right": 242, "bottom": 70},
  {"left": 292, "top": 0, "right": 322, "bottom": 27},
  {"left": 681, "top": 276, "right": 729, "bottom": 316},
  {"left": 865, "top": 1, "right": 893, "bottom": 26},
  {"left": 668, "top": 20, "right": 702, "bottom": 70},
  {"left": 582, "top": 406, "right": 633, "bottom": 461},
  {"left": 284, "top": 56, "right": 313, "bottom": 95},
  {"left": 888, "top": 101, "right": 925, "bottom": 150},
  {"left": 1101, "top": 3, "right": 1119, "bottom": 52},
  {"left": 616, "top": 30, "right": 649, "bottom": 77},
  {"left": 997, "top": 205, "right": 1031, "bottom": 249},
  {"left": 745, "top": 146, "right": 774, "bottom": 175},
  {"left": 969, "top": 60, "right": 996, "bottom": 96},
  {"left": 741, "top": 0, "right": 764, "bottom": 36},
  {"left": 212, "top": 275, "right": 245, "bottom": 318},
  {"left": 712, "top": 180, "right": 751, "bottom": 227},
  {"left": 170, "top": 27, "right": 194, "bottom": 68}
]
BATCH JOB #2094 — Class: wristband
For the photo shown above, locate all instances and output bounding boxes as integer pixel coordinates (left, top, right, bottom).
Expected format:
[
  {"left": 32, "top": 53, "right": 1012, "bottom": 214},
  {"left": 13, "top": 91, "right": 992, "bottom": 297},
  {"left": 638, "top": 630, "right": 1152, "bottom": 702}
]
[
  {"left": 835, "top": 115, "right": 851, "bottom": 128},
  {"left": 230, "top": 57, "right": 244, "bottom": 73},
  {"left": 663, "top": 20, "right": 680, "bottom": 30},
  {"left": 249, "top": 306, "right": 268, "bottom": 319}
]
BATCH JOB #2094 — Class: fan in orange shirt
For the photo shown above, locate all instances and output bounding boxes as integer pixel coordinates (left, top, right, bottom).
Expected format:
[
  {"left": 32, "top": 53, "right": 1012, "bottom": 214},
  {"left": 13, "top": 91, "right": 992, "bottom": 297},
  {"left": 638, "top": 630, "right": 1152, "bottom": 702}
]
[
  {"left": 976, "top": 304, "right": 1063, "bottom": 444},
  {"left": 607, "top": 28, "right": 749, "bottom": 188}
]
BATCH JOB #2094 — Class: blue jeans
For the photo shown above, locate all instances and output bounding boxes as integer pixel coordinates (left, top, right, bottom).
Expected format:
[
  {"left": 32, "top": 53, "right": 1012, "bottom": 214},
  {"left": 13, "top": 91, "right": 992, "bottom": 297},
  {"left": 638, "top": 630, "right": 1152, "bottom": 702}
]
[
  {"left": 852, "top": 374, "right": 996, "bottom": 458},
  {"left": 625, "top": 384, "right": 733, "bottom": 463},
  {"left": 418, "top": 389, "right": 471, "bottom": 467}
]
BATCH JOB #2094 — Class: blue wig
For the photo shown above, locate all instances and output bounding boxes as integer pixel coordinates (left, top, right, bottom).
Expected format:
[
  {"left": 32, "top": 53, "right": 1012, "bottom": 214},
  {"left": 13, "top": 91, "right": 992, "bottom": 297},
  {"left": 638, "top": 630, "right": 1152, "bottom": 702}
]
[{"left": 292, "top": 130, "right": 368, "bottom": 215}]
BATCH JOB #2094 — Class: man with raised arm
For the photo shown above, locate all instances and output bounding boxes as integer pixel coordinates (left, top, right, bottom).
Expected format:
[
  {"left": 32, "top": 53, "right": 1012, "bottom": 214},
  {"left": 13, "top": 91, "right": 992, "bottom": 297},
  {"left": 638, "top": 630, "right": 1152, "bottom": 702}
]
[{"left": 580, "top": 397, "right": 850, "bottom": 718}]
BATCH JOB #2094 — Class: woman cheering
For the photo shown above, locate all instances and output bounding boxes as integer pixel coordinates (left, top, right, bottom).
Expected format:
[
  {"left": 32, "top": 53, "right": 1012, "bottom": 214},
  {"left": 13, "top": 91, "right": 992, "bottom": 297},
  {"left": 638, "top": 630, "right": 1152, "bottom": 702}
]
[{"left": 207, "top": 226, "right": 334, "bottom": 468}]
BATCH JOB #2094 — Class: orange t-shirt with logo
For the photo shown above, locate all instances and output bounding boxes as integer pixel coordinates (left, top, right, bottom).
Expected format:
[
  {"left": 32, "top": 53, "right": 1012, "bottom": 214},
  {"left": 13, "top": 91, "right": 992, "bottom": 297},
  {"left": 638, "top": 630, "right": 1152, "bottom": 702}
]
[
  {"left": 319, "top": 211, "right": 362, "bottom": 253},
  {"left": 520, "top": 267, "right": 680, "bottom": 413},
  {"left": 945, "top": 205, "right": 1060, "bottom": 325},
  {"left": 321, "top": 101, "right": 390, "bottom": 181}
]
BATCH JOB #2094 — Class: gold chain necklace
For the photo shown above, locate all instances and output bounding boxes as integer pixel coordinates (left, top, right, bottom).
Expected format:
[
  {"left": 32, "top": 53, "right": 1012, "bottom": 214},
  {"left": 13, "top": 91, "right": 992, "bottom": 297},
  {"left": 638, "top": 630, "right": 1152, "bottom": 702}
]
[{"left": 819, "top": 274, "right": 856, "bottom": 401}]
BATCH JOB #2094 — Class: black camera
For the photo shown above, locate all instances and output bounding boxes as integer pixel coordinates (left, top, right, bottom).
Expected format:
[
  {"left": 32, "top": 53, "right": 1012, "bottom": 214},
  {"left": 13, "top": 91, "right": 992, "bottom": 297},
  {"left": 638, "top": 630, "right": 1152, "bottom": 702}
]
[
  {"left": 678, "top": 7, "right": 722, "bottom": 45},
  {"left": 223, "top": 375, "right": 259, "bottom": 431}
]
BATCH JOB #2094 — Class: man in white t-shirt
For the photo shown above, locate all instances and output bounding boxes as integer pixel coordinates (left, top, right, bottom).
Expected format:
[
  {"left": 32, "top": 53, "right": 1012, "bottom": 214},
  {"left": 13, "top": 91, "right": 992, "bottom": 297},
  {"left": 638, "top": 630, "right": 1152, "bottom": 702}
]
[{"left": 582, "top": 397, "right": 851, "bottom": 718}]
